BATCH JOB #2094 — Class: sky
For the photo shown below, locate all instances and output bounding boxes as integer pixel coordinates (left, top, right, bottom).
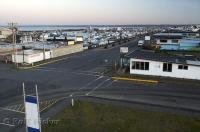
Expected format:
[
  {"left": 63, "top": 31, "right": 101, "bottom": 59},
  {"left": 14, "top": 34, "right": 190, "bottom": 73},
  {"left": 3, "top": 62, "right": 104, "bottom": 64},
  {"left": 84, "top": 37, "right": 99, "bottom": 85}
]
[{"left": 0, "top": 0, "right": 200, "bottom": 25}]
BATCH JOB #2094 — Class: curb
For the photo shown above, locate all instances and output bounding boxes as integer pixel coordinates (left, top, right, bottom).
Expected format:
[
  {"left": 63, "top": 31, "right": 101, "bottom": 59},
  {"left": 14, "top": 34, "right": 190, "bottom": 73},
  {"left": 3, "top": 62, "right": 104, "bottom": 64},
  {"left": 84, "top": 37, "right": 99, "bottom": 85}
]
[{"left": 111, "top": 77, "right": 158, "bottom": 84}]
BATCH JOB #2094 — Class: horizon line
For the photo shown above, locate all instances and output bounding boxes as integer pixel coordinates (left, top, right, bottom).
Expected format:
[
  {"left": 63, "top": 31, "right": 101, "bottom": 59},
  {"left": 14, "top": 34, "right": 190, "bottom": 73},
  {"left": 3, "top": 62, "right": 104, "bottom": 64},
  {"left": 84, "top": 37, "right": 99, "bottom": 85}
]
[{"left": 0, "top": 24, "right": 200, "bottom": 27}]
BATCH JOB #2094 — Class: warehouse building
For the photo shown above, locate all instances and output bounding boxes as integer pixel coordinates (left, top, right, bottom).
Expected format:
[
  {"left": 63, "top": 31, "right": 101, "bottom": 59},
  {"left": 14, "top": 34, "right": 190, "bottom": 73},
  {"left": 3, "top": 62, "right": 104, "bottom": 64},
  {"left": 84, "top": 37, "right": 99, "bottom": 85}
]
[
  {"left": 12, "top": 43, "right": 83, "bottom": 64},
  {"left": 12, "top": 49, "right": 52, "bottom": 64}
]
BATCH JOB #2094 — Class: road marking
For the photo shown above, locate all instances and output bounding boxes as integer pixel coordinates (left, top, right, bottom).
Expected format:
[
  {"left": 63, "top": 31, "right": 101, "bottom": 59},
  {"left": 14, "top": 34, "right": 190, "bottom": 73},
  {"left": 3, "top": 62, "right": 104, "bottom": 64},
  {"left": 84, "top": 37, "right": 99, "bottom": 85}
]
[
  {"left": 104, "top": 80, "right": 117, "bottom": 88},
  {"left": 79, "top": 76, "right": 104, "bottom": 90},
  {"left": 77, "top": 70, "right": 99, "bottom": 74},
  {"left": 72, "top": 72, "right": 100, "bottom": 77},
  {"left": 0, "top": 122, "right": 15, "bottom": 127},
  {"left": 111, "top": 77, "right": 158, "bottom": 84},
  {"left": 40, "top": 99, "right": 60, "bottom": 112},
  {"left": 0, "top": 107, "right": 25, "bottom": 114},
  {"left": 71, "top": 76, "right": 104, "bottom": 96},
  {"left": 86, "top": 78, "right": 111, "bottom": 95},
  {"left": 19, "top": 105, "right": 25, "bottom": 112},
  {"left": 125, "top": 49, "right": 136, "bottom": 56},
  {"left": 34, "top": 68, "right": 100, "bottom": 77},
  {"left": 12, "top": 105, "right": 18, "bottom": 111},
  {"left": 16, "top": 104, "right": 22, "bottom": 111}
]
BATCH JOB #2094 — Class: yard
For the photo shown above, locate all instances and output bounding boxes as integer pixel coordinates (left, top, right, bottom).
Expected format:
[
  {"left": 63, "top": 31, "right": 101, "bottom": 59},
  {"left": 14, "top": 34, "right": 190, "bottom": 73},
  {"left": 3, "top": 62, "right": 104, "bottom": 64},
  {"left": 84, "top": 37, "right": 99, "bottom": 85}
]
[{"left": 42, "top": 101, "right": 200, "bottom": 132}]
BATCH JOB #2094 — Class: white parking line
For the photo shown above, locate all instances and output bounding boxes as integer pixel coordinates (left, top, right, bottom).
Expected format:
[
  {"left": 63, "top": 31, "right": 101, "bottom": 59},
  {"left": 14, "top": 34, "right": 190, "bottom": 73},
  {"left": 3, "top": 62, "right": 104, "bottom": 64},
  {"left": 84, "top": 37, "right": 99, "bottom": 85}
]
[
  {"left": 86, "top": 78, "right": 111, "bottom": 95},
  {"left": 70, "top": 76, "right": 104, "bottom": 96},
  {"left": 40, "top": 99, "right": 59, "bottom": 112},
  {"left": 104, "top": 80, "right": 117, "bottom": 88},
  {"left": 19, "top": 105, "right": 25, "bottom": 112},
  {"left": 72, "top": 72, "right": 100, "bottom": 77},
  {"left": 35, "top": 68, "right": 100, "bottom": 77},
  {"left": 16, "top": 104, "right": 22, "bottom": 111},
  {"left": 0, "top": 107, "right": 25, "bottom": 114},
  {"left": 79, "top": 76, "right": 104, "bottom": 90}
]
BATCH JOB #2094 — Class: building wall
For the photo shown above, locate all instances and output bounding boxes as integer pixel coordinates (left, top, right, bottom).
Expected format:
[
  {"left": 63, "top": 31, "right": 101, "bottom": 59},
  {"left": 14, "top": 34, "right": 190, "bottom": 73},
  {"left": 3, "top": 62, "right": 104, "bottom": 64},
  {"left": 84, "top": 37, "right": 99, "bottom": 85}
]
[
  {"left": 156, "top": 39, "right": 181, "bottom": 45},
  {"left": 179, "top": 39, "right": 200, "bottom": 50},
  {"left": 12, "top": 44, "right": 83, "bottom": 64},
  {"left": 12, "top": 51, "right": 51, "bottom": 64},
  {"left": 160, "top": 45, "right": 179, "bottom": 50},
  {"left": 130, "top": 58, "right": 200, "bottom": 80},
  {"left": 157, "top": 38, "right": 200, "bottom": 50}
]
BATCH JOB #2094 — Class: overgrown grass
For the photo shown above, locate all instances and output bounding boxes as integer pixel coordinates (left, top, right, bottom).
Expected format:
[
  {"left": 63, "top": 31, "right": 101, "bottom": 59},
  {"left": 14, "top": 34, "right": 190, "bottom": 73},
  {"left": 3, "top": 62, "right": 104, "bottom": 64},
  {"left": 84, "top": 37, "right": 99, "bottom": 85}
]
[{"left": 43, "top": 101, "right": 200, "bottom": 132}]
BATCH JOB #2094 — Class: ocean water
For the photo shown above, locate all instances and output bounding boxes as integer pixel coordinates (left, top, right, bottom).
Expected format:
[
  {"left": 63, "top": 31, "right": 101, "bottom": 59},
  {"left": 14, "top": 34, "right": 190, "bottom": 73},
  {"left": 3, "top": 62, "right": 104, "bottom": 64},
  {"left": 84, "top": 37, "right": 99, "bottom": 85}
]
[
  {"left": 17, "top": 25, "right": 89, "bottom": 31},
  {"left": 10, "top": 25, "right": 135, "bottom": 31}
]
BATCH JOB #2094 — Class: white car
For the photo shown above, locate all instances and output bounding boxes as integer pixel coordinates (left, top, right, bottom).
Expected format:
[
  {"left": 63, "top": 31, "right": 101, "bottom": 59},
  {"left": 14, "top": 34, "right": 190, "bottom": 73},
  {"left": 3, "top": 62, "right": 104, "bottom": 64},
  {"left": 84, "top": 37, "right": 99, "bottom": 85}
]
[{"left": 138, "top": 40, "right": 144, "bottom": 46}]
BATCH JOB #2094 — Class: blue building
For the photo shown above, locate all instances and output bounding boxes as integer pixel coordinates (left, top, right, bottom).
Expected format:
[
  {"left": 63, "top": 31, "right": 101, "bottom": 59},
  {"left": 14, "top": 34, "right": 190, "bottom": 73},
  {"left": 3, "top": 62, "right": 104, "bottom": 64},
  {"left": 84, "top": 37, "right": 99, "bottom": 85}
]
[{"left": 154, "top": 33, "right": 200, "bottom": 50}]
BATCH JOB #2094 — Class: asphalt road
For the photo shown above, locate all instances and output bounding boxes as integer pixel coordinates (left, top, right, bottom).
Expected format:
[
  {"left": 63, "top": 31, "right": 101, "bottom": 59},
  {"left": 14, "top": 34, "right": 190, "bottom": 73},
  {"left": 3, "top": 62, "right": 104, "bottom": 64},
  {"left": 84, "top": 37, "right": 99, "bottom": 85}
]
[{"left": 1, "top": 39, "right": 200, "bottom": 132}]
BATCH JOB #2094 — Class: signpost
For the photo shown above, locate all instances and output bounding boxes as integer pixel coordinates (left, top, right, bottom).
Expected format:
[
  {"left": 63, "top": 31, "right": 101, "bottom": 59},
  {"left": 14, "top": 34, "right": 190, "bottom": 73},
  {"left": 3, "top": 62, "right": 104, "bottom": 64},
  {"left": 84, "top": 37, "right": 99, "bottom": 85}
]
[
  {"left": 23, "top": 83, "right": 41, "bottom": 132},
  {"left": 145, "top": 36, "right": 151, "bottom": 45},
  {"left": 120, "top": 47, "right": 129, "bottom": 54},
  {"left": 120, "top": 47, "right": 129, "bottom": 68},
  {"left": 145, "top": 36, "right": 151, "bottom": 41}
]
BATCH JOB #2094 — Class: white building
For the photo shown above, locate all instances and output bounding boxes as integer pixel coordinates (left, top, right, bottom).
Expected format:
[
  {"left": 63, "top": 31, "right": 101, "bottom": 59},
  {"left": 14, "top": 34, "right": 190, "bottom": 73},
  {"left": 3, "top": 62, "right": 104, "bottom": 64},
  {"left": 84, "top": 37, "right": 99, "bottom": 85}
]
[
  {"left": 76, "top": 36, "right": 84, "bottom": 42},
  {"left": 20, "top": 35, "right": 33, "bottom": 43},
  {"left": 127, "top": 50, "right": 200, "bottom": 80},
  {"left": 12, "top": 49, "right": 52, "bottom": 64}
]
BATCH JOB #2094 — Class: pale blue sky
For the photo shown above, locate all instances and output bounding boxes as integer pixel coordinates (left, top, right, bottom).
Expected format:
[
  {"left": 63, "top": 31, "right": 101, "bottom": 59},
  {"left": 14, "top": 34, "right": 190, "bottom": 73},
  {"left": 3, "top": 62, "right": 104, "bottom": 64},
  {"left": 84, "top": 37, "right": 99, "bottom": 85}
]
[{"left": 0, "top": 0, "right": 199, "bottom": 25}]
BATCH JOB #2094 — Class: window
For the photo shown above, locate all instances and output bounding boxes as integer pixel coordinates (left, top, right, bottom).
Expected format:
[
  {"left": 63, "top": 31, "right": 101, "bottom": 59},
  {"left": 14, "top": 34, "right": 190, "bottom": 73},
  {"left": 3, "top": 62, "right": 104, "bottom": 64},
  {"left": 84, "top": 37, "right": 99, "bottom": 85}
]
[
  {"left": 178, "top": 65, "right": 188, "bottom": 70},
  {"left": 178, "top": 65, "right": 183, "bottom": 69},
  {"left": 145, "top": 62, "right": 149, "bottom": 70},
  {"left": 141, "top": 62, "right": 145, "bottom": 70},
  {"left": 160, "top": 39, "right": 167, "bottom": 43},
  {"left": 136, "top": 62, "right": 140, "bottom": 69},
  {"left": 163, "top": 63, "right": 172, "bottom": 72},
  {"left": 172, "top": 39, "right": 179, "bottom": 43},
  {"left": 132, "top": 61, "right": 149, "bottom": 70}
]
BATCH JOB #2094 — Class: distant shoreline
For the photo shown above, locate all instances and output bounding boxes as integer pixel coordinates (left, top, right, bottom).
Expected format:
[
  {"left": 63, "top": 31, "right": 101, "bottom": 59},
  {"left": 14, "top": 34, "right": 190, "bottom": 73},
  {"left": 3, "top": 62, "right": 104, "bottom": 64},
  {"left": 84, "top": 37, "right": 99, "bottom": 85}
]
[{"left": 0, "top": 24, "right": 199, "bottom": 32}]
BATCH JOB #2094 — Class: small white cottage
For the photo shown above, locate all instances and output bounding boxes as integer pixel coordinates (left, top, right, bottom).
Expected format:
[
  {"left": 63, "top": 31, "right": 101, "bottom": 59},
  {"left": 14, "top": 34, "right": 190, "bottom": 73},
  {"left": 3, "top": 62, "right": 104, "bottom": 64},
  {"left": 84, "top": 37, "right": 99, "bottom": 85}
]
[{"left": 126, "top": 50, "right": 200, "bottom": 80}]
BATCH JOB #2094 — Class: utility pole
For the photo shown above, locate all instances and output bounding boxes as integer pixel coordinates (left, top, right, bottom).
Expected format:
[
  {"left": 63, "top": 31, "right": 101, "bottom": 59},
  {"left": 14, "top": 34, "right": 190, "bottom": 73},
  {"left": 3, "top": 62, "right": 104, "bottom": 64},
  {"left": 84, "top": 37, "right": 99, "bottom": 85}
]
[
  {"left": 8, "top": 22, "right": 18, "bottom": 66},
  {"left": 43, "top": 43, "right": 45, "bottom": 60}
]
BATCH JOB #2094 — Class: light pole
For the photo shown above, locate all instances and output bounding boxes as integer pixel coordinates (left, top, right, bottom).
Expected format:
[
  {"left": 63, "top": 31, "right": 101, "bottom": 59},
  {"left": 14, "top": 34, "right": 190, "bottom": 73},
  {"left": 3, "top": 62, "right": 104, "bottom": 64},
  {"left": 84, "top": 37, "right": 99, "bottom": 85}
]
[{"left": 43, "top": 43, "right": 45, "bottom": 60}]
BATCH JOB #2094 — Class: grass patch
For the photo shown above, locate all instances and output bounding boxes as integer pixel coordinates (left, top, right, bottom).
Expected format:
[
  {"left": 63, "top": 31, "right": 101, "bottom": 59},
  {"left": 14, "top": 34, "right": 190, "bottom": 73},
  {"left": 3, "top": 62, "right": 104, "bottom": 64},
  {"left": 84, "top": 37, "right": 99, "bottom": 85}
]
[{"left": 43, "top": 101, "right": 200, "bottom": 132}]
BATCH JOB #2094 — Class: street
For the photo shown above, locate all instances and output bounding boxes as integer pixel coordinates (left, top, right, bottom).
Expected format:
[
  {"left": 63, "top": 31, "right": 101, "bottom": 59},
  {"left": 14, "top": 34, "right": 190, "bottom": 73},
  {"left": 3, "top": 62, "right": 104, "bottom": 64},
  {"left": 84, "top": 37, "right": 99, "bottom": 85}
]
[{"left": 0, "top": 39, "right": 200, "bottom": 132}]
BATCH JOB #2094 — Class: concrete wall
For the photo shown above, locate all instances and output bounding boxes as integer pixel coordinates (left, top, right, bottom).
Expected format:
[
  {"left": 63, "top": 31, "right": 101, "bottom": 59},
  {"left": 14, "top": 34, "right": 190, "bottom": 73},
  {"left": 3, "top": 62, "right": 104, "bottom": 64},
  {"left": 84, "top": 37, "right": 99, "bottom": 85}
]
[
  {"left": 130, "top": 58, "right": 200, "bottom": 80},
  {"left": 11, "top": 44, "right": 83, "bottom": 64},
  {"left": 52, "top": 44, "right": 83, "bottom": 58},
  {"left": 12, "top": 51, "right": 51, "bottom": 64}
]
